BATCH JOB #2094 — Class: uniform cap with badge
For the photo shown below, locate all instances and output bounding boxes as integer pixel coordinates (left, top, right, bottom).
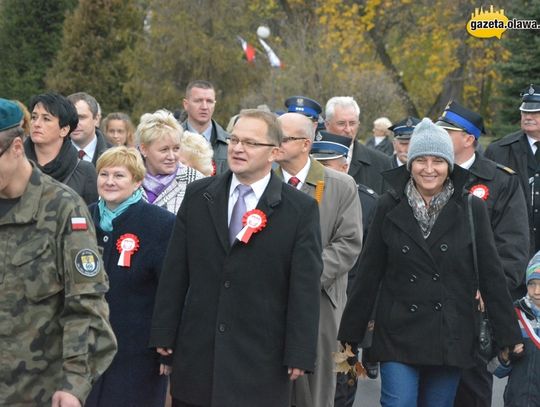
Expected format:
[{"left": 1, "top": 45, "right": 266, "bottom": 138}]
[
  {"left": 389, "top": 116, "right": 421, "bottom": 140},
  {"left": 284, "top": 96, "right": 322, "bottom": 121},
  {"left": 0, "top": 98, "right": 23, "bottom": 132},
  {"left": 520, "top": 84, "right": 540, "bottom": 113},
  {"left": 311, "top": 130, "right": 351, "bottom": 160},
  {"left": 435, "top": 101, "right": 485, "bottom": 139}
]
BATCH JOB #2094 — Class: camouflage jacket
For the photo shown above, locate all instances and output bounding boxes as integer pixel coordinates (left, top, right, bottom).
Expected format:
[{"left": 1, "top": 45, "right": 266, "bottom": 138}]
[{"left": 0, "top": 165, "right": 117, "bottom": 406}]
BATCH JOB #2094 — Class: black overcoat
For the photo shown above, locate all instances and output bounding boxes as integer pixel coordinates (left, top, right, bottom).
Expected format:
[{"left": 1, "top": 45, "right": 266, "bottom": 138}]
[
  {"left": 348, "top": 139, "right": 392, "bottom": 195},
  {"left": 149, "top": 171, "right": 322, "bottom": 407},
  {"left": 338, "top": 165, "right": 521, "bottom": 368}
]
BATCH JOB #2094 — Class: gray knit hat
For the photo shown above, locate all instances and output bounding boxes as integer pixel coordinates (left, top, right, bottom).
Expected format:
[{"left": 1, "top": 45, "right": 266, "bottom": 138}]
[{"left": 407, "top": 117, "right": 454, "bottom": 172}]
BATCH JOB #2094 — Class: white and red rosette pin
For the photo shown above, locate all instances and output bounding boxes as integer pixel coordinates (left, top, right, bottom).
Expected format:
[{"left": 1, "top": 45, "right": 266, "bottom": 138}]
[
  {"left": 469, "top": 184, "right": 489, "bottom": 201},
  {"left": 236, "top": 209, "right": 267, "bottom": 244},
  {"left": 116, "top": 233, "right": 140, "bottom": 267}
]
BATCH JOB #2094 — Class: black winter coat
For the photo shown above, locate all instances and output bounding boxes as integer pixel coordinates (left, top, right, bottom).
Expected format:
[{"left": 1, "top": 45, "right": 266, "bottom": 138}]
[{"left": 338, "top": 165, "right": 521, "bottom": 368}]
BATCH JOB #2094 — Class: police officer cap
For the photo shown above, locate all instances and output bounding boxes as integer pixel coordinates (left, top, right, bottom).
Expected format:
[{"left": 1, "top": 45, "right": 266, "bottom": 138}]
[
  {"left": 389, "top": 116, "right": 420, "bottom": 140},
  {"left": 284, "top": 96, "right": 322, "bottom": 121},
  {"left": 0, "top": 98, "right": 23, "bottom": 132},
  {"left": 520, "top": 84, "right": 540, "bottom": 112},
  {"left": 435, "top": 100, "right": 485, "bottom": 139},
  {"left": 311, "top": 130, "right": 351, "bottom": 160}
]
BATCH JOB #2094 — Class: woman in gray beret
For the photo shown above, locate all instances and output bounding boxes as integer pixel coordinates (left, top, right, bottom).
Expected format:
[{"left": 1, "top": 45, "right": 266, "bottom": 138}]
[{"left": 338, "top": 118, "right": 522, "bottom": 406}]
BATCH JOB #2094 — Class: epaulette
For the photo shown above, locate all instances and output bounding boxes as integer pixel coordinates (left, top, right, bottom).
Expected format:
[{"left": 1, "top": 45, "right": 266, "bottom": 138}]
[
  {"left": 496, "top": 163, "right": 516, "bottom": 175},
  {"left": 358, "top": 184, "right": 378, "bottom": 197}
]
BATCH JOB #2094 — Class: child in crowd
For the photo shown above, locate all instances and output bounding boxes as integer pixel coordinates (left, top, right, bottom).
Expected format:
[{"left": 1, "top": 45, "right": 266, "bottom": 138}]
[{"left": 488, "top": 252, "right": 540, "bottom": 406}]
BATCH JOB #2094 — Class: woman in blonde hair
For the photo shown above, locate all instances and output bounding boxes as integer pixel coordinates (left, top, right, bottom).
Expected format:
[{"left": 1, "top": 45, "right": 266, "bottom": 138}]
[
  {"left": 178, "top": 130, "right": 215, "bottom": 176},
  {"left": 101, "top": 112, "right": 135, "bottom": 147},
  {"left": 137, "top": 109, "right": 205, "bottom": 214},
  {"left": 86, "top": 146, "right": 175, "bottom": 407}
]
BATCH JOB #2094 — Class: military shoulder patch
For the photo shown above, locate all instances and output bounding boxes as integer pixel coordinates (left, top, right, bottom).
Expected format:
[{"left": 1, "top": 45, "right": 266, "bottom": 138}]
[
  {"left": 74, "top": 249, "right": 101, "bottom": 277},
  {"left": 71, "top": 217, "right": 88, "bottom": 231},
  {"left": 496, "top": 163, "right": 516, "bottom": 175}
]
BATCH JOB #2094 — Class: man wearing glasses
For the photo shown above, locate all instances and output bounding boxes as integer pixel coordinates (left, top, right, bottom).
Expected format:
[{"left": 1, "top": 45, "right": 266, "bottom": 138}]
[
  {"left": 0, "top": 98, "right": 117, "bottom": 406},
  {"left": 275, "top": 112, "right": 363, "bottom": 407},
  {"left": 325, "top": 96, "right": 391, "bottom": 194},
  {"left": 150, "top": 109, "right": 323, "bottom": 407}
]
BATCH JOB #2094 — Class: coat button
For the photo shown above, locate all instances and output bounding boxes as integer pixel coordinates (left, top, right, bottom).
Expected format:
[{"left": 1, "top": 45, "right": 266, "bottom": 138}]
[
  {"left": 218, "top": 323, "right": 226, "bottom": 333},
  {"left": 224, "top": 280, "right": 231, "bottom": 288},
  {"left": 409, "top": 274, "right": 417, "bottom": 283},
  {"left": 434, "top": 302, "right": 442, "bottom": 311},
  {"left": 432, "top": 273, "right": 440, "bottom": 281},
  {"left": 103, "top": 236, "right": 109, "bottom": 242},
  {"left": 401, "top": 245, "right": 410, "bottom": 254},
  {"left": 409, "top": 304, "right": 418, "bottom": 312},
  {"left": 440, "top": 244, "right": 448, "bottom": 252}
]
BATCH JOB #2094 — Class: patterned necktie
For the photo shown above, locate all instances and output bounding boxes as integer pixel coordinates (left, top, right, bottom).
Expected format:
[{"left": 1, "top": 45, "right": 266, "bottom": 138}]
[
  {"left": 288, "top": 176, "right": 300, "bottom": 188},
  {"left": 535, "top": 141, "right": 540, "bottom": 165},
  {"left": 229, "top": 184, "right": 252, "bottom": 245},
  {"left": 78, "top": 149, "right": 86, "bottom": 159}
]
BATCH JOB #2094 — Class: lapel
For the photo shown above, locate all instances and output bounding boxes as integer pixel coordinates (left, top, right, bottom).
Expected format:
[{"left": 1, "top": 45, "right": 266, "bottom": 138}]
[
  {"left": 425, "top": 199, "right": 460, "bottom": 248},
  {"left": 386, "top": 199, "right": 433, "bottom": 259},
  {"left": 255, "top": 171, "right": 282, "bottom": 223},
  {"left": 301, "top": 158, "right": 324, "bottom": 198},
  {"left": 204, "top": 171, "right": 232, "bottom": 251},
  {"left": 348, "top": 140, "right": 363, "bottom": 179}
]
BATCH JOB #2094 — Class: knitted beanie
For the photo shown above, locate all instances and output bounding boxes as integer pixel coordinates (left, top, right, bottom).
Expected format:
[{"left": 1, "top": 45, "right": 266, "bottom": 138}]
[
  {"left": 407, "top": 117, "right": 454, "bottom": 172},
  {"left": 526, "top": 250, "right": 540, "bottom": 284}
]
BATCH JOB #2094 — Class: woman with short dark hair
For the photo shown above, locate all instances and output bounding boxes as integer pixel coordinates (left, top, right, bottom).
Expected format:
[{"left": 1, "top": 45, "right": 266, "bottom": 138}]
[{"left": 26, "top": 92, "right": 97, "bottom": 204}]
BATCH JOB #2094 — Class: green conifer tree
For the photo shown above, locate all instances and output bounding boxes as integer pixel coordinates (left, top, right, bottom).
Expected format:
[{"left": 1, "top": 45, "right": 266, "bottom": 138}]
[
  {"left": 0, "top": 0, "right": 76, "bottom": 103},
  {"left": 46, "top": 0, "right": 143, "bottom": 115}
]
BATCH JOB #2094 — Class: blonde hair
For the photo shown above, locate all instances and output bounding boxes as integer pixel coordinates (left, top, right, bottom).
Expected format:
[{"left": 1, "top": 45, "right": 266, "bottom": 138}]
[
  {"left": 179, "top": 131, "right": 214, "bottom": 176},
  {"left": 96, "top": 146, "right": 146, "bottom": 182},
  {"left": 136, "top": 109, "right": 183, "bottom": 147}
]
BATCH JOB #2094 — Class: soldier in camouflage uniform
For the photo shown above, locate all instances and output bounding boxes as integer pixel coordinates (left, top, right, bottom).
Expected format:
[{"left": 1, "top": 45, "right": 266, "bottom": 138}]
[{"left": 0, "top": 98, "right": 117, "bottom": 407}]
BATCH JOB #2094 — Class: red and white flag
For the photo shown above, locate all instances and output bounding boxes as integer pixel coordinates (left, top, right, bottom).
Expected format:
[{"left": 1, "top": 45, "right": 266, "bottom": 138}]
[
  {"left": 258, "top": 38, "right": 283, "bottom": 68},
  {"left": 237, "top": 36, "right": 256, "bottom": 63}
]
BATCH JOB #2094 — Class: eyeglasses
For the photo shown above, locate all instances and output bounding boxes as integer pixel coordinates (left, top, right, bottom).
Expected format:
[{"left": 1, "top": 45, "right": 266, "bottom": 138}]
[
  {"left": 0, "top": 137, "right": 15, "bottom": 159},
  {"left": 228, "top": 137, "right": 276, "bottom": 148},
  {"left": 282, "top": 136, "right": 307, "bottom": 143}
]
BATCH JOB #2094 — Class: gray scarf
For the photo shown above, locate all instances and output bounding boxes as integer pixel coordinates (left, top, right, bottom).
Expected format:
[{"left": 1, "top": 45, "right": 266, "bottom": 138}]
[{"left": 405, "top": 177, "right": 454, "bottom": 239}]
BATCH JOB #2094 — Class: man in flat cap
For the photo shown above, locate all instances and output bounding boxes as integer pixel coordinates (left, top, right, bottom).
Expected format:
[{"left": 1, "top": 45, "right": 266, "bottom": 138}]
[
  {"left": 275, "top": 113, "right": 362, "bottom": 407},
  {"left": 486, "top": 84, "right": 540, "bottom": 254},
  {"left": 437, "top": 101, "right": 529, "bottom": 407},
  {"left": 0, "top": 98, "right": 116, "bottom": 406},
  {"left": 389, "top": 116, "right": 420, "bottom": 168},
  {"left": 324, "top": 97, "right": 392, "bottom": 194}
]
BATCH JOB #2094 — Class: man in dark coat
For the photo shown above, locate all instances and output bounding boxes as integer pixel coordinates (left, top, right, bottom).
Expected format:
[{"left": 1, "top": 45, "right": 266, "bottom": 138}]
[
  {"left": 437, "top": 101, "right": 530, "bottom": 407},
  {"left": 149, "top": 109, "right": 322, "bottom": 407},
  {"left": 182, "top": 80, "right": 229, "bottom": 175},
  {"left": 485, "top": 84, "right": 540, "bottom": 254},
  {"left": 324, "top": 96, "right": 391, "bottom": 194}
]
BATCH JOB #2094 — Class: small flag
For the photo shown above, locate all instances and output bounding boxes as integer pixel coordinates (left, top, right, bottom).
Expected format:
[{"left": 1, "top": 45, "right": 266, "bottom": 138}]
[
  {"left": 71, "top": 217, "right": 88, "bottom": 231},
  {"left": 237, "top": 36, "right": 256, "bottom": 63},
  {"left": 258, "top": 38, "right": 283, "bottom": 68}
]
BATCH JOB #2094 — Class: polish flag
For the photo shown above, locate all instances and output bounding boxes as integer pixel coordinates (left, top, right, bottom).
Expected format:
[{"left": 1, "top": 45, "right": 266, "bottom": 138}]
[
  {"left": 71, "top": 217, "right": 88, "bottom": 231},
  {"left": 258, "top": 38, "right": 283, "bottom": 68},
  {"left": 237, "top": 36, "right": 256, "bottom": 63}
]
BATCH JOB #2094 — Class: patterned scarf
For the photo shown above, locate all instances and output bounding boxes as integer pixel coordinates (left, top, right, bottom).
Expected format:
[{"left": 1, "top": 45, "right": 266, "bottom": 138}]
[
  {"left": 405, "top": 177, "right": 454, "bottom": 239},
  {"left": 142, "top": 165, "right": 178, "bottom": 203},
  {"left": 98, "top": 188, "right": 143, "bottom": 232}
]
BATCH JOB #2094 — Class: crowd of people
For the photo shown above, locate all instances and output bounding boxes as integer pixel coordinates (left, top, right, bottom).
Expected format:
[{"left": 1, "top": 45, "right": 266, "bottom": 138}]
[{"left": 1, "top": 80, "right": 540, "bottom": 407}]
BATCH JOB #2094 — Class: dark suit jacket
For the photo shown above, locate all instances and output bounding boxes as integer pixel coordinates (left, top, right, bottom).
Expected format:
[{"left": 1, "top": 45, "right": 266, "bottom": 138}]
[
  {"left": 91, "top": 128, "right": 111, "bottom": 166},
  {"left": 149, "top": 171, "right": 322, "bottom": 407},
  {"left": 348, "top": 139, "right": 392, "bottom": 194},
  {"left": 365, "top": 136, "right": 394, "bottom": 156}
]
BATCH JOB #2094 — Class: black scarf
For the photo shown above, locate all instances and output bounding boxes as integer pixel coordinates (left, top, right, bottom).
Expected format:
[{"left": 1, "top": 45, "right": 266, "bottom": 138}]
[{"left": 24, "top": 138, "right": 79, "bottom": 183}]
